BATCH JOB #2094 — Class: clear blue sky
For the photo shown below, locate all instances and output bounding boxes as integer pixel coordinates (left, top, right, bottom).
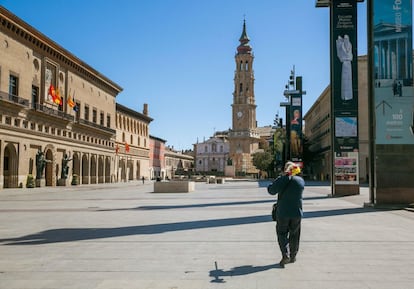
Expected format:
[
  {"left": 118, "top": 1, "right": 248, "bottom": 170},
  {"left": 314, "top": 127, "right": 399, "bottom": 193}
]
[{"left": 1, "top": 0, "right": 367, "bottom": 151}]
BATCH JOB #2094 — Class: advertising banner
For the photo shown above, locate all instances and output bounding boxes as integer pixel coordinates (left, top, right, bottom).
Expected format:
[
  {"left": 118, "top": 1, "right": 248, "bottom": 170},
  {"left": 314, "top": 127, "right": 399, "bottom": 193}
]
[
  {"left": 373, "top": 0, "right": 414, "bottom": 144},
  {"left": 289, "top": 93, "right": 303, "bottom": 163},
  {"left": 332, "top": 0, "right": 359, "bottom": 185}
]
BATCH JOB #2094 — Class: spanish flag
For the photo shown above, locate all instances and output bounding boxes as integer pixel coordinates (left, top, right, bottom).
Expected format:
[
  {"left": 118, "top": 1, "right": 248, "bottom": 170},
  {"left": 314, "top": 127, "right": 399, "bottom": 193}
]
[
  {"left": 67, "top": 95, "right": 76, "bottom": 109},
  {"left": 48, "top": 84, "right": 56, "bottom": 102},
  {"left": 54, "top": 87, "right": 62, "bottom": 105}
]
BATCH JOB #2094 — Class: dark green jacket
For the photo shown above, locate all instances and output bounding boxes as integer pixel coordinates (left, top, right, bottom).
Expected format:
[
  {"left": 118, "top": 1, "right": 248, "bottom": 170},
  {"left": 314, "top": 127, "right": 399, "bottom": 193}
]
[{"left": 267, "top": 175, "right": 304, "bottom": 218}]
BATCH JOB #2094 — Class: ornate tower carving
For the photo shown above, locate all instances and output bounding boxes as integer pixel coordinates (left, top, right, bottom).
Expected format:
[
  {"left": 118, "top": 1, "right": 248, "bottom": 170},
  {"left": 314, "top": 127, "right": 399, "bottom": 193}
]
[{"left": 229, "top": 20, "right": 260, "bottom": 175}]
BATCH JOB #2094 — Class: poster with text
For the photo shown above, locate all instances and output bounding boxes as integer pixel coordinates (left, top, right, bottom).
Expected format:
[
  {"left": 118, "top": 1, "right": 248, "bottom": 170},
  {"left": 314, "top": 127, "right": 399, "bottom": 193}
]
[
  {"left": 332, "top": 0, "right": 359, "bottom": 185},
  {"left": 373, "top": 0, "right": 414, "bottom": 144}
]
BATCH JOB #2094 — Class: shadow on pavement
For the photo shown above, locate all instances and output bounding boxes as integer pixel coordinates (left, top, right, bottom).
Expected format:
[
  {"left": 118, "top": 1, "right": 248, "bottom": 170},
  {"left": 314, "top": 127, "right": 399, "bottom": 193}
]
[
  {"left": 0, "top": 215, "right": 271, "bottom": 245},
  {"left": 304, "top": 206, "right": 388, "bottom": 218},
  {"left": 209, "top": 261, "right": 281, "bottom": 283},
  {"left": 0, "top": 206, "right": 385, "bottom": 245},
  {"left": 126, "top": 199, "right": 275, "bottom": 211}
]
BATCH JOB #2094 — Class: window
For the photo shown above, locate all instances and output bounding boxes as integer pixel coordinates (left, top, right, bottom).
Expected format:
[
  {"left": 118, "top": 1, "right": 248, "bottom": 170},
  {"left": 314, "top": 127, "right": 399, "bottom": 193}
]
[
  {"left": 92, "top": 108, "right": 97, "bottom": 123},
  {"left": 9, "top": 75, "right": 18, "bottom": 96},
  {"left": 58, "top": 97, "right": 63, "bottom": 111},
  {"left": 212, "top": 143, "right": 217, "bottom": 152},
  {"left": 100, "top": 112, "right": 104, "bottom": 126},
  {"left": 84, "top": 105, "right": 89, "bottom": 121},
  {"left": 75, "top": 102, "right": 81, "bottom": 121},
  {"left": 107, "top": 115, "right": 111, "bottom": 128},
  {"left": 31, "top": 86, "right": 39, "bottom": 109}
]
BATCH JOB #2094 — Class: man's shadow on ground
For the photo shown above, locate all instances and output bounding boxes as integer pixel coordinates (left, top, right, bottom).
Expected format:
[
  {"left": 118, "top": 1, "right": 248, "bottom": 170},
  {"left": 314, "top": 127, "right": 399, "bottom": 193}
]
[{"left": 209, "top": 261, "right": 282, "bottom": 283}]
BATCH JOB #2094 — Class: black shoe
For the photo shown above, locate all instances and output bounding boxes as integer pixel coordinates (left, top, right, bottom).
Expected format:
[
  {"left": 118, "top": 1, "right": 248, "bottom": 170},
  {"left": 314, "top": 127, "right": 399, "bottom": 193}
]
[
  {"left": 279, "top": 256, "right": 290, "bottom": 268},
  {"left": 290, "top": 255, "right": 296, "bottom": 263}
]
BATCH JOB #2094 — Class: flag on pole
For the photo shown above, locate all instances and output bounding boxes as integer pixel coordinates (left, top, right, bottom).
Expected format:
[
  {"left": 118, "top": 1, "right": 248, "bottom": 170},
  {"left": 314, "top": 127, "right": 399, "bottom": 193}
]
[
  {"left": 67, "top": 94, "right": 76, "bottom": 109},
  {"left": 48, "top": 84, "right": 56, "bottom": 103},
  {"left": 69, "top": 90, "right": 79, "bottom": 112},
  {"left": 125, "top": 143, "right": 130, "bottom": 153},
  {"left": 55, "top": 87, "right": 62, "bottom": 105}
]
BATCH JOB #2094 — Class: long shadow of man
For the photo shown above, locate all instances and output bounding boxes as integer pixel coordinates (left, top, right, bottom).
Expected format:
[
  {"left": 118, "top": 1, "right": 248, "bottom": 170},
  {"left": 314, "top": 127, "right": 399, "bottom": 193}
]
[{"left": 209, "top": 261, "right": 281, "bottom": 283}]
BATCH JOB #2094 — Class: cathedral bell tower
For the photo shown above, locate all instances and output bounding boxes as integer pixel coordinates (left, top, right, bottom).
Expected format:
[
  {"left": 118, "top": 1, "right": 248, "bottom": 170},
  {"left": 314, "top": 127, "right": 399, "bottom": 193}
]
[{"left": 228, "top": 20, "right": 260, "bottom": 175}]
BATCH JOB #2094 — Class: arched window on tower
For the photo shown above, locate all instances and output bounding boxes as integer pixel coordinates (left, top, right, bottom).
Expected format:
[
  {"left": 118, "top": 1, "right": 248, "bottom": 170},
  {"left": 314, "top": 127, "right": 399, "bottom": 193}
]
[
  {"left": 239, "top": 83, "right": 243, "bottom": 93},
  {"left": 245, "top": 61, "right": 249, "bottom": 71},
  {"left": 240, "top": 61, "right": 243, "bottom": 71}
]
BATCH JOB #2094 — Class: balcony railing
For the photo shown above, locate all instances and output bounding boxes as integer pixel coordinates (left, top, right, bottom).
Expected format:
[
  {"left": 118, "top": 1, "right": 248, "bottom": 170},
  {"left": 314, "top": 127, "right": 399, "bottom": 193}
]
[
  {"left": 1, "top": 90, "right": 115, "bottom": 134},
  {"left": 34, "top": 103, "right": 74, "bottom": 121},
  {"left": 78, "top": 118, "right": 116, "bottom": 134},
  {"left": 0, "top": 91, "right": 30, "bottom": 107}
]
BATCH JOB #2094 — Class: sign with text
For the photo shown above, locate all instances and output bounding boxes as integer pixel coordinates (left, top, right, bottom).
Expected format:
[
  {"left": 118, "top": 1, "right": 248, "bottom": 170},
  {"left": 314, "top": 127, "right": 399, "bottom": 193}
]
[
  {"left": 331, "top": 0, "right": 359, "bottom": 185},
  {"left": 373, "top": 0, "right": 414, "bottom": 144}
]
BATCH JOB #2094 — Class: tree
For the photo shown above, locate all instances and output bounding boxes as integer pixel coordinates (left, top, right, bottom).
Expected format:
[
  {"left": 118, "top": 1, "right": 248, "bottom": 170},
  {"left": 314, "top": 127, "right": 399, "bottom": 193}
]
[
  {"left": 272, "top": 128, "right": 286, "bottom": 174},
  {"left": 252, "top": 149, "right": 273, "bottom": 178}
]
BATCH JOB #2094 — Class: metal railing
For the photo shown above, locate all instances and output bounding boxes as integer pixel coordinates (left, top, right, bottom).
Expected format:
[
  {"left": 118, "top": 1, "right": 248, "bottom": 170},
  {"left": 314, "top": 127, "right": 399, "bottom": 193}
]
[
  {"left": 34, "top": 103, "right": 74, "bottom": 121},
  {"left": 1, "top": 90, "right": 115, "bottom": 134},
  {"left": 78, "top": 118, "right": 116, "bottom": 134},
  {"left": 0, "top": 91, "right": 30, "bottom": 107}
]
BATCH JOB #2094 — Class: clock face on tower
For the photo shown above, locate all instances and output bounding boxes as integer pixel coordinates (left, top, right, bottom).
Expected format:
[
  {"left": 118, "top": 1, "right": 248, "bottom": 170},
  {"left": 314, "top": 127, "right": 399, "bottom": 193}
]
[{"left": 237, "top": 111, "right": 243, "bottom": 118}]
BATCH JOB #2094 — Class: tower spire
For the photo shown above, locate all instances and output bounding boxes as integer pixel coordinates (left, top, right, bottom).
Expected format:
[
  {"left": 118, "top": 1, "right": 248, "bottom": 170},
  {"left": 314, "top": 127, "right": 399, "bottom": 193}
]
[{"left": 237, "top": 19, "right": 252, "bottom": 54}]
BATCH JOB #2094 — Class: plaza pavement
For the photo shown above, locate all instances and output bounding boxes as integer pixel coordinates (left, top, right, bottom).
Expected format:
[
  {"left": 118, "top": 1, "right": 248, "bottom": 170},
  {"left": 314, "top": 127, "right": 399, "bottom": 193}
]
[{"left": 0, "top": 180, "right": 413, "bottom": 289}]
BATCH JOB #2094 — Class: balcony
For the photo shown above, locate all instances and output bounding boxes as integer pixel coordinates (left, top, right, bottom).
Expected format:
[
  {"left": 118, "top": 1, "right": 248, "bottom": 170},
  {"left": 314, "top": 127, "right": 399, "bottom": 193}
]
[
  {"left": 0, "top": 91, "right": 30, "bottom": 107},
  {"left": 77, "top": 118, "right": 116, "bottom": 135},
  {"left": 34, "top": 103, "right": 74, "bottom": 121}
]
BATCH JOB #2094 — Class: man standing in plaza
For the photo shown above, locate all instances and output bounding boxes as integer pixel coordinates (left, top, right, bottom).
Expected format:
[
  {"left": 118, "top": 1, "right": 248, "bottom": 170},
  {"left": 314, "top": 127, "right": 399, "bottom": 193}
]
[{"left": 267, "top": 161, "right": 305, "bottom": 267}]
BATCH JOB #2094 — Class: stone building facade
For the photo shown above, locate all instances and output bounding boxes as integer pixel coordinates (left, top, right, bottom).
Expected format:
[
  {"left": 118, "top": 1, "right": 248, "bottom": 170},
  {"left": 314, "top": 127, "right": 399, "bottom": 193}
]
[
  {"left": 0, "top": 6, "right": 123, "bottom": 189},
  {"left": 115, "top": 103, "right": 152, "bottom": 182},
  {"left": 194, "top": 134, "right": 230, "bottom": 174},
  {"left": 165, "top": 147, "right": 194, "bottom": 179},
  {"left": 149, "top": 135, "right": 166, "bottom": 180},
  {"left": 0, "top": 7, "right": 195, "bottom": 189}
]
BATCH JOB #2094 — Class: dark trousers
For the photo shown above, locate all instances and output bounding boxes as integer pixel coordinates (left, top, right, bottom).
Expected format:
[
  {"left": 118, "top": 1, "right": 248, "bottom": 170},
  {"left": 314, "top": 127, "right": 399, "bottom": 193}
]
[{"left": 276, "top": 217, "right": 301, "bottom": 257}]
